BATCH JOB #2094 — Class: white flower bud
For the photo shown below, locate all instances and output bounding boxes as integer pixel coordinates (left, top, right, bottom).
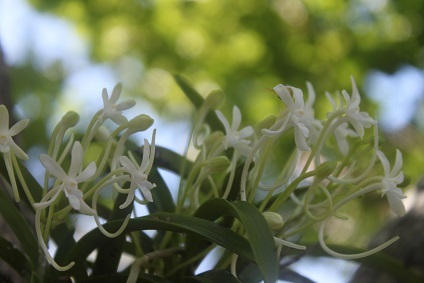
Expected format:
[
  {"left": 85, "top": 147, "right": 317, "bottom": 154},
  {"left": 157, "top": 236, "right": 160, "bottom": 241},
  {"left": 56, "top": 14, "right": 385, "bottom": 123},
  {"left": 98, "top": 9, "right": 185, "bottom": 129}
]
[{"left": 263, "top": 211, "right": 284, "bottom": 230}]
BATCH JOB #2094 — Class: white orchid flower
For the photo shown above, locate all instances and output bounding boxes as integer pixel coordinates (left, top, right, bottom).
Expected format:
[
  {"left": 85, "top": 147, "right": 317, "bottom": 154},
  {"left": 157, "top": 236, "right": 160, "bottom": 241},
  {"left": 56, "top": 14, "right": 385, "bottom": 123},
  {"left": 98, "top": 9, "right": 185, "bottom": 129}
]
[
  {"left": 263, "top": 84, "right": 314, "bottom": 151},
  {"left": 341, "top": 77, "right": 376, "bottom": 138},
  {"left": 118, "top": 133, "right": 156, "bottom": 208},
  {"left": 216, "top": 105, "right": 254, "bottom": 157},
  {"left": 98, "top": 83, "right": 136, "bottom": 125},
  {"left": 377, "top": 149, "right": 406, "bottom": 216},
  {"left": 0, "top": 105, "right": 29, "bottom": 160},
  {"left": 35, "top": 141, "right": 97, "bottom": 215}
]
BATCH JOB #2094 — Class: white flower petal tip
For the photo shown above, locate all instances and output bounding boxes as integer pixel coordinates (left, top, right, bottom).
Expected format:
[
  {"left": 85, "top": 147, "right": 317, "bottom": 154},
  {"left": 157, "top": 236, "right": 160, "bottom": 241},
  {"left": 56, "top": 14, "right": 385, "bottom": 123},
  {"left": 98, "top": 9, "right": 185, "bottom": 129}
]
[
  {"left": 98, "top": 83, "right": 135, "bottom": 125},
  {"left": 0, "top": 105, "right": 29, "bottom": 160},
  {"left": 377, "top": 149, "right": 407, "bottom": 217},
  {"left": 216, "top": 105, "right": 254, "bottom": 156}
]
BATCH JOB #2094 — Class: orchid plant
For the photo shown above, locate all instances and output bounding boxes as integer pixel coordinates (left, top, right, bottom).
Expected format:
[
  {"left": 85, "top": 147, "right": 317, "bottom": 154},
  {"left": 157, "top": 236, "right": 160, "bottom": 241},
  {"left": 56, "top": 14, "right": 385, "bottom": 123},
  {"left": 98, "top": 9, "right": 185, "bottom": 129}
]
[{"left": 0, "top": 75, "right": 416, "bottom": 283}]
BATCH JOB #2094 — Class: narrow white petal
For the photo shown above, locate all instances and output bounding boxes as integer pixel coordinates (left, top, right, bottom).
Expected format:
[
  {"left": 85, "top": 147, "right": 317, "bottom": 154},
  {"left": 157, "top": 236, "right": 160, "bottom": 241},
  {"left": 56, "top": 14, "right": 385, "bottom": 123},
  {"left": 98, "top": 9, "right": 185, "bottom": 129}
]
[
  {"left": 387, "top": 191, "right": 406, "bottom": 216},
  {"left": 0, "top": 105, "right": 9, "bottom": 131},
  {"left": 376, "top": 150, "right": 391, "bottom": 176},
  {"left": 76, "top": 162, "right": 97, "bottom": 183},
  {"left": 9, "top": 119, "right": 29, "bottom": 136},
  {"left": 231, "top": 106, "right": 242, "bottom": 132},
  {"left": 140, "top": 186, "right": 154, "bottom": 202},
  {"left": 111, "top": 83, "right": 123, "bottom": 102},
  {"left": 274, "top": 84, "right": 295, "bottom": 110},
  {"left": 119, "top": 156, "right": 138, "bottom": 175},
  {"left": 69, "top": 142, "right": 84, "bottom": 177},
  {"left": 215, "top": 110, "right": 231, "bottom": 134},
  {"left": 238, "top": 126, "right": 254, "bottom": 139},
  {"left": 391, "top": 149, "right": 403, "bottom": 177},
  {"left": 40, "top": 154, "right": 68, "bottom": 181}
]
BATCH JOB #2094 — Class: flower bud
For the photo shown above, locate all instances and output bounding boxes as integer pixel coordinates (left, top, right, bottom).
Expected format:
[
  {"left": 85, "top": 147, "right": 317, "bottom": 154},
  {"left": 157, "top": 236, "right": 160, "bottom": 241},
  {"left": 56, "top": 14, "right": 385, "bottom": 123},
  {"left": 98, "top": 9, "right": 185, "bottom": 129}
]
[
  {"left": 315, "top": 161, "right": 337, "bottom": 178},
  {"left": 204, "top": 90, "right": 224, "bottom": 110},
  {"left": 263, "top": 211, "right": 284, "bottom": 230},
  {"left": 206, "top": 156, "right": 230, "bottom": 173},
  {"left": 129, "top": 114, "right": 154, "bottom": 132},
  {"left": 95, "top": 126, "right": 111, "bottom": 142},
  {"left": 60, "top": 111, "right": 79, "bottom": 128},
  {"left": 203, "top": 131, "right": 224, "bottom": 149}
]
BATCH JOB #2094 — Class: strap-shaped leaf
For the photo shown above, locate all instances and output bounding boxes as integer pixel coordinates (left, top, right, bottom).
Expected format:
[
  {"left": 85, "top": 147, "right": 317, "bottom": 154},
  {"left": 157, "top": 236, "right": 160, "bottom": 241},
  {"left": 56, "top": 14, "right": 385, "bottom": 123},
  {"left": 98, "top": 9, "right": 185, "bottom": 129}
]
[
  {"left": 0, "top": 178, "right": 39, "bottom": 268},
  {"left": 0, "top": 235, "right": 32, "bottom": 281},
  {"left": 187, "top": 269, "right": 241, "bottom": 283},
  {"left": 147, "top": 166, "right": 175, "bottom": 213},
  {"left": 189, "top": 199, "right": 278, "bottom": 283},
  {"left": 65, "top": 212, "right": 255, "bottom": 277}
]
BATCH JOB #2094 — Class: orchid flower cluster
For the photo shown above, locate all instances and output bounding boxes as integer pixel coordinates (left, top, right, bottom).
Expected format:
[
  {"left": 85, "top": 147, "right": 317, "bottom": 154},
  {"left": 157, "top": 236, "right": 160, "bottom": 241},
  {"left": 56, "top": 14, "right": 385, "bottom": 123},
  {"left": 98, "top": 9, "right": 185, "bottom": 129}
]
[{"left": 0, "top": 76, "right": 408, "bottom": 282}]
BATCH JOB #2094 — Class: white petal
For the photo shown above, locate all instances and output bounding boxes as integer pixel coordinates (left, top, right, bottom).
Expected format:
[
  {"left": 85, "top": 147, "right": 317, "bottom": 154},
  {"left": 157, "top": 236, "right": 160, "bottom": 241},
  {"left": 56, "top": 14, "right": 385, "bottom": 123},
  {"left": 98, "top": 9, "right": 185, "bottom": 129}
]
[
  {"left": 116, "top": 99, "right": 136, "bottom": 111},
  {"left": 10, "top": 142, "right": 29, "bottom": 160},
  {"left": 9, "top": 119, "right": 29, "bottom": 136},
  {"left": 78, "top": 200, "right": 96, "bottom": 215},
  {"left": 40, "top": 154, "right": 68, "bottom": 181},
  {"left": 274, "top": 84, "right": 295, "bottom": 110},
  {"left": 102, "top": 88, "right": 109, "bottom": 107},
  {"left": 119, "top": 188, "right": 136, "bottom": 209},
  {"left": 387, "top": 190, "right": 406, "bottom": 216},
  {"left": 290, "top": 87, "right": 305, "bottom": 110},
  {"left": 139, "top": 139, "right": 151, "bottom": 173},
  {"left": 238, "top": 126, "right": 254, "bottom": 139},
  {"left": 0, "top": 105, "right": 9, "bottom": 132},
  {"left": 215, "top": 110, "right": 231, "bottom": 135},
  {"left": 306, "top": 82, "right": 316, "bottom": 107},
  {"left": 140, "top": 185, "right": 154, "bottom": 202},
  {"left": 76, "top": 162, "right": 97, "bottom": 183},
  {"left": 69, "top": 142, "right": 84, "bottom": 177},
  {"left": 119, "top": 156, "right": 138, "bottom": 174},
  {"left": 111, "top": 83, "right": 123, "bottom": 102},
  {"left": 391, "top": 149, "right": 403, "bottom": 177},
  {"left": 294, "top": 127, "right": 311, "bottom": 151},
  {"left": 231, "top": 106, "right": 242, "bottom": 132},
  {"left": 377, "top": 150, "right": 391, "bottom": 176}
]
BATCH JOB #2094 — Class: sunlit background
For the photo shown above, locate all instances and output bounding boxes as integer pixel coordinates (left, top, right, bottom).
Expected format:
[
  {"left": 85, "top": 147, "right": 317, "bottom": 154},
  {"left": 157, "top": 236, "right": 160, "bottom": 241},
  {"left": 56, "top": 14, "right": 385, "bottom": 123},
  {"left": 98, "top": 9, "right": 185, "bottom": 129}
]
[{"left": 1, "top": 0, "right": 424, "bottom": 282}]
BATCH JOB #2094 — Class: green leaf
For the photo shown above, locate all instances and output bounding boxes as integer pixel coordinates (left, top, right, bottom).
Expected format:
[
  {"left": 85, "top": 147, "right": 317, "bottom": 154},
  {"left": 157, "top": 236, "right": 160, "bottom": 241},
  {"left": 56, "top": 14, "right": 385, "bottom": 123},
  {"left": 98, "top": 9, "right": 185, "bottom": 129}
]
[
  {"left": 0, "top": 178, "right": 39, "bottom": 268},
  {"left": 65, "top": 212, "right": 256, "bottom": 277},
  {"left": 0, "top": 235, "right": 32, "bottom": 281},
  {"left": 187, "top": 269, "right": 241, "bottom": 283},
  {"left": 153, "top": 146, "right": 193, "bottom": 176},
  {"left": 80, "top": 273, "right": 173, "bottom": 283},
  {"left": 189, "top": 199, "right": 278, "bottom": 283},
  {"left": 147, "top": 166, "right": 175, "bottom": 213}
]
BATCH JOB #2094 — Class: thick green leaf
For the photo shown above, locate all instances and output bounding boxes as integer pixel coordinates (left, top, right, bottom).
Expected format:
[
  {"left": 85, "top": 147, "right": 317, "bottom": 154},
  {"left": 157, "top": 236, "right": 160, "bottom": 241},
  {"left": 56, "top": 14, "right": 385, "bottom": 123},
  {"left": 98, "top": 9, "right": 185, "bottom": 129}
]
[
  {"left": 0, "top": 235, "right": 32, "bottom": 281},
  {"left": 189, "top": 199, "right": 278, "bottom": 283},
  {"left": 153, "top": 146, "right": 193, "bottom": 176},
  {"left": 80, "top": 273, "right": 173, "bottom": 283},
  {"left": 147, "top": 166, "right": 175, "bottom": 213},
  {"left": 65, "top": 212, "right": 255, "bottom": 277},
  {"left": 187, "top": 269, "right": 241, "bottom": 283},
  {"left": 0, "top": 178, "right": 39, "bottom": 268}
]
